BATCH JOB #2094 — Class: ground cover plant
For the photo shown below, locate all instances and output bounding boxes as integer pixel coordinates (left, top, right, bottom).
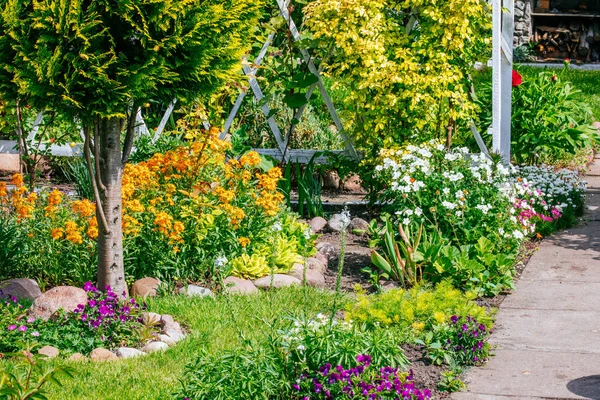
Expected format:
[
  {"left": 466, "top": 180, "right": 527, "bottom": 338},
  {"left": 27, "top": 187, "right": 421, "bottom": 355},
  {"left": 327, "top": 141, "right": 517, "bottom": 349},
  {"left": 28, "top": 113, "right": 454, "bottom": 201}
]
[
  {"left": 0, "top": 283, "right": 148, "bottom": 356},
  {"left": 0, "top": 128, "right": 315, "bottom": 286}
]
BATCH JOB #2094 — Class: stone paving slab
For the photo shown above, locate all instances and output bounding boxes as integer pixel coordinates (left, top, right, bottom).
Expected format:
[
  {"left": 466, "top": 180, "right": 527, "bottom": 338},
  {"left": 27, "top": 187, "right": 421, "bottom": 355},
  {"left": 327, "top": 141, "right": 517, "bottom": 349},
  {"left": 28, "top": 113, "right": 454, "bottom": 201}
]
[
  {"left": 501, "top": 280, "right": 600, "bottom": 311},
  {"left": 491, "top": 309, "right": 600, "bottom": 354},
  {"left": 455, "top": 350, "right": 600, "bottom": 399},
  {"left": 453, "top": 393, "right": 556, "bottom": 400}
]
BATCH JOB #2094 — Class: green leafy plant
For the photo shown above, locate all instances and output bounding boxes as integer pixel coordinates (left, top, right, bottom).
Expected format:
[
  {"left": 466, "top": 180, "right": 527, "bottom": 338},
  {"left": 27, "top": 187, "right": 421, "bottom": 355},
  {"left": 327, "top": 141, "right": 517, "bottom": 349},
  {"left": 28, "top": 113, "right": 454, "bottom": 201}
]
[
  {"left": 430, "top": 237, "right": 516, "bottom": 297},
  {"left": 295, "top": 156, "right": 324, "bottom": 219},
  {"left": 369, "top": 217, "right": 444, "bottom": 288},
  {"left": 61, "top": 159, "right": 94, "bottom": 201},
  {"left": 0, "top": 344, "right": 74, "bottom": 400},
  {"left": 478, "top": 69, "right": 598, "bottom": 165}
]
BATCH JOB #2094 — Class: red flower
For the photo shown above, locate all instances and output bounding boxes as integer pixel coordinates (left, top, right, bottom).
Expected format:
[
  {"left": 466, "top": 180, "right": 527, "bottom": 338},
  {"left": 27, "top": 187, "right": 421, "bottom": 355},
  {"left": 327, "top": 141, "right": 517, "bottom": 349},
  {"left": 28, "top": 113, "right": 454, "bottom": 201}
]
[
  {"left": 512, "top": 70, "right": 523, "bottom": 87},
  {"left": 551, "top": 75, "right": 557, "bottom": 82}
]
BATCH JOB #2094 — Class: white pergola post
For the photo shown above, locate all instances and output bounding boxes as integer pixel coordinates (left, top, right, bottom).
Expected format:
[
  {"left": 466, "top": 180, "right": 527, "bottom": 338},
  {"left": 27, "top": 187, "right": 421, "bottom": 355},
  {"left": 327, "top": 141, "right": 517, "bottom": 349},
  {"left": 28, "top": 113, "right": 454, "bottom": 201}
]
[{"left": 491, "top": 0, "right": 514, "bottom": 164}]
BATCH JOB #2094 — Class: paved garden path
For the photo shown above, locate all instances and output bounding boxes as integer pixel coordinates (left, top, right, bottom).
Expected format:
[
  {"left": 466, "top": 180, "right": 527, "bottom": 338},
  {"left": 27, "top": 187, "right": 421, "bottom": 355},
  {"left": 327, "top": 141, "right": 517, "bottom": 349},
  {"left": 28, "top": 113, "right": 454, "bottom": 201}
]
[{"left": 453, "top": 156, "right": 600, "bottom": 400}]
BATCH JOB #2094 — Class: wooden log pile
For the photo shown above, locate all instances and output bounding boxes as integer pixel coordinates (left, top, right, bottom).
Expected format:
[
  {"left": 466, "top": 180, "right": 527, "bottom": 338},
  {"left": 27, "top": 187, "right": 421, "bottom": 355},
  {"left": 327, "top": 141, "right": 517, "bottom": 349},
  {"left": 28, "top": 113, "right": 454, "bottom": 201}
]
[{"left": 535, "top": 22, "right": 600, "bottom": 62}]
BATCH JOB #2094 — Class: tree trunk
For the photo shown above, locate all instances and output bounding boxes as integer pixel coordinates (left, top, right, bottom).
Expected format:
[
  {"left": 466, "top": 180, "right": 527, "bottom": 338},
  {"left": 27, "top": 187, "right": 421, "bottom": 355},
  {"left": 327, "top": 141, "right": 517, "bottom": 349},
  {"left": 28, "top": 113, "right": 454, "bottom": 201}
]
[{"left": 96, "top": 117, "right": 127, "bottom": 296}]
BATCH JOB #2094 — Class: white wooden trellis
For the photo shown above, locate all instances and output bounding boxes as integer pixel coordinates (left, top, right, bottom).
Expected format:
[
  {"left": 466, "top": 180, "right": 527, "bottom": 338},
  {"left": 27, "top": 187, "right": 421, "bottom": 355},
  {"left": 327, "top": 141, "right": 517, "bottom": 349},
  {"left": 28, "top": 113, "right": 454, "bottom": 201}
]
[
  {"left": 491, "top": 0, "right": 514, "bottom": 164},
  {"left": 0, "top": 0, "right": 513, "bottom": 164}
]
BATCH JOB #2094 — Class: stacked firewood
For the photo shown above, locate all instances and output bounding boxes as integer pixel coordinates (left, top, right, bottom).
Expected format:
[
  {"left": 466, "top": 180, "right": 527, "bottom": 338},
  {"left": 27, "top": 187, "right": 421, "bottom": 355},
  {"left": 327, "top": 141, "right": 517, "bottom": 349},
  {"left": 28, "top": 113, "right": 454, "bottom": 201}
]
[{"left": 535, "top": 23, "right": 600, "bottom": 62}]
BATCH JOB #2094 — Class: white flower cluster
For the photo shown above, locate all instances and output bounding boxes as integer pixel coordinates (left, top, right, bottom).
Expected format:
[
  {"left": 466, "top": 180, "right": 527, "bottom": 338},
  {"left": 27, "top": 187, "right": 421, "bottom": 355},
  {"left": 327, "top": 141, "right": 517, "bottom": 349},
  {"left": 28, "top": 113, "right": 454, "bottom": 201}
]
[
  {"left": 279, "top": 313, "right": 353, "bottom": 350},
  {"left": 374, "top": 141, "right": 584, "bottom": 243}
]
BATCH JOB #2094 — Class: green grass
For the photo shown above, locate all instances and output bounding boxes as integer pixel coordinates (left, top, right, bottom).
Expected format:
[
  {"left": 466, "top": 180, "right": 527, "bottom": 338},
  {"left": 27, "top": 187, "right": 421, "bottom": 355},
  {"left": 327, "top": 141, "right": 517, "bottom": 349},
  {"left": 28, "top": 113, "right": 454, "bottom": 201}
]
[{"left": 37, "top": 287, "right": 341, "bottom": 400}]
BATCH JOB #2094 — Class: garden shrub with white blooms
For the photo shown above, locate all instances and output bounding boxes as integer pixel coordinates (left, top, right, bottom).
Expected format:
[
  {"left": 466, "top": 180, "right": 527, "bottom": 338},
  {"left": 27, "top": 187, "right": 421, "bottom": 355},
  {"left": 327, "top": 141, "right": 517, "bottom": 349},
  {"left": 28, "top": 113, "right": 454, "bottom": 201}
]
[{"left": 371, "top": 141, "right": 585, "bottom": 295}]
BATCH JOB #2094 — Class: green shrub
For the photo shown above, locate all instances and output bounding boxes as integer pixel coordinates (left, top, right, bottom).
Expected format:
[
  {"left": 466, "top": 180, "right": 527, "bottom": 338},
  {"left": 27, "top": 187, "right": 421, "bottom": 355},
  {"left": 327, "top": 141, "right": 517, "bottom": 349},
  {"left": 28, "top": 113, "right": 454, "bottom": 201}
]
[
  {"left": 178, "top": 314, "right": 408, "bottom": 400},
  {"left": 346, "top": 282, "right": 492, "bottom": 335},
  {"left": 477, "top": 69, "right": 598, "bottom": 165}
]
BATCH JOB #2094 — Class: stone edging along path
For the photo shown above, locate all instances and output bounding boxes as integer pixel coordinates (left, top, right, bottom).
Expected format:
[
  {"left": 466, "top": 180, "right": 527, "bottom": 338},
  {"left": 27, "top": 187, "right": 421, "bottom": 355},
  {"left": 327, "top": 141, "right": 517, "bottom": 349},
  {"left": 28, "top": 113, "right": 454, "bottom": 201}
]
[{"left": 452, "top": 157, "right": 600, "bottom": 400}]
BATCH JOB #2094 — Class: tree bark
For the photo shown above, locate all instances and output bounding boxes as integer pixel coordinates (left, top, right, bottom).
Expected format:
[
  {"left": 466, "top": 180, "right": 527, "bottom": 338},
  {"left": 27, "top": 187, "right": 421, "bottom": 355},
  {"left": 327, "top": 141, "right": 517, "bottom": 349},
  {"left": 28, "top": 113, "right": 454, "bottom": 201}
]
[{"left": 96, "top": 117, "right": 127, "bottom": 296}]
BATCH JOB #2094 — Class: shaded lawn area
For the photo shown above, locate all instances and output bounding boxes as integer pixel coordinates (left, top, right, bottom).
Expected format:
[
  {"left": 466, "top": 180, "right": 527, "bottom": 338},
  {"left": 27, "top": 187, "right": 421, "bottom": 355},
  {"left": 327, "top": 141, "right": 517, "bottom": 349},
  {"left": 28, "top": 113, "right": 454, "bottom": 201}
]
[{"left": 37, "top": 287, "right": 341, "bottom": 400}]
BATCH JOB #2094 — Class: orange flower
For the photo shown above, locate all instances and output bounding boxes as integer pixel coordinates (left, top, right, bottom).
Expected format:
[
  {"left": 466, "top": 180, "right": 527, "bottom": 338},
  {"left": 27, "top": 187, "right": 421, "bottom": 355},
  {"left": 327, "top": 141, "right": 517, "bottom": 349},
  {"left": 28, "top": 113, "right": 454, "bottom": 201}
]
[
  {"left": 9, "top": 174, "right": 24, "bottom": 187},
  {"left": 72, "top": 199, "right": 95, "bottom": 218},
  {"left": 51, "top": 228, "right": 64, "bottom": 240},
  {"left": 239, "top": 151, "right": 261, "bottom": 167},
  {"left": 238, "top": 237, "right": 250, "bottom": 247},
  {"left": 64, "top": 221, "right": 83, "bottom": 244}
]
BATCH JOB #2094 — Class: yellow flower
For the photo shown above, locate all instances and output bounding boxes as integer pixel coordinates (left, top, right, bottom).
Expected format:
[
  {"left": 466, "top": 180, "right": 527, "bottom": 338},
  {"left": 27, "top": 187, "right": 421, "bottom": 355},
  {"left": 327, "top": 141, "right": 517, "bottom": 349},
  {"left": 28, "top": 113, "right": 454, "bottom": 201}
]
[
  {"left": 412, "top": 322, "right": 425, "bottom": 331},
  {"left": 433, "top": 312, "right": 446, "bottom": 325},
  {"left": 238, "top": 237, "right": 250, "bottom": 247}
]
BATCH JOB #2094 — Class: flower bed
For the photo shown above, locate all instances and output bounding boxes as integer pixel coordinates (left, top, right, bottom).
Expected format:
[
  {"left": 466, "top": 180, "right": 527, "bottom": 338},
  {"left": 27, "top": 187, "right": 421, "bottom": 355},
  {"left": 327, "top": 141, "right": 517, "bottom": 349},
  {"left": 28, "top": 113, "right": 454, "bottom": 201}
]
[{"left": 0, "top": 128, "right": 315, "bottom": 286}]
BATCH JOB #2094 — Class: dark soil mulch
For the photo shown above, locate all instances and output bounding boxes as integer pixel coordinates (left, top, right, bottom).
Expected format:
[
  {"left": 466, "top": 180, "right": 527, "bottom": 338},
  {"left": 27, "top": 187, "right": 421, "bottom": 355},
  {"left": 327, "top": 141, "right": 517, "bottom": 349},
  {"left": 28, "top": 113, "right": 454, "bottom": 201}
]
[{"left": 402, "top": 344, "right": 450, "bottom": 399}]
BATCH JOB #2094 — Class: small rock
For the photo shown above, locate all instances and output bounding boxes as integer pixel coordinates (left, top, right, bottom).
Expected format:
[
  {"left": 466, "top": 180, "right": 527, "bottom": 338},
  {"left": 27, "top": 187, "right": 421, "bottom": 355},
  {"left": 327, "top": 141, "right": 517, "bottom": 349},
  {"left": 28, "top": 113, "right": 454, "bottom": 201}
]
[
  {"left": 90, "top": 348, "right": 118, "bottom": 361},
  {"left": 223, "top": 276, "right": 258, "bottom": 295},
  {"left": 142, "top": 312, "right": 162, "bottom": 326},
  {"left": 38, "top": 345, "right": 59, "bottom": 358},
  {"left": 307, "top": 257, "right": 327, "bottom": 274},
  {"left": 381, "top": 281, "right": 400, "bottom": 292},
  {"left": 254, "top": 274, "right": 301, "bottom": 289},
  {"left": 288, "top": 267, "right": 326, "bottom": 288},
  {"left": 142, "top": 341, "right": 169, "bottom": 353},
  {"left": 341, "top": 173, "right": 366, "bottom": 193},
  {"left": 309, "top": 217, "right": 328, "bottom": 233},
  {"left": 130, "top": 277, "right": 160, "bottom": 298},
  {"left": 160, "top": 314, "right": 182, "bottom": 334},
  {"left": 350, "top": 217, "right": 369, "bottom": 233},
  {"left": 117, "top": 347, "right": 146, "bottom": 359},
  {"left": 326, "top": 214, "right": 346, "bottom": 232},
  {"left": 313, "top": 252, "right": 328, "bottom": 266},
  {"left": 322, "top": 170, "right": 340, "bottom": 189},
  {"left": 158, "top": 334, "right": 177, "bottom": 346},
  {"left": 69, "top": 353, "right": 86, "bottom": 361},
  {"left": 0, "top": 278, "right": 42, "bottom": 301},
  {"left": 178, "top": 285, "right": 215, "bottom": 298},
  {"left": 165, "top": 329, "right": 186, "bottom": 343},
  {"left": 316, "top": 242, "right": 336, "bottom": 259},
  {"left": 29, "top": 286, "right": 88, "bottom": 321}
]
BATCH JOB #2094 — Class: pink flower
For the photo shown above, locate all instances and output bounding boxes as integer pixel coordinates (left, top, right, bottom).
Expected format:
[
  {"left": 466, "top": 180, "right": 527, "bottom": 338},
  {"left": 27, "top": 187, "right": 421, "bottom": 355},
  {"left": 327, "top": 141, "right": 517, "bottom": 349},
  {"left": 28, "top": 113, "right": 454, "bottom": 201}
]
[
  {"left": 18, "top": 325, "right": 27, "bottom": 332},
  {"left": 7, "top": 325, "right": 17, "bottom": 331}
]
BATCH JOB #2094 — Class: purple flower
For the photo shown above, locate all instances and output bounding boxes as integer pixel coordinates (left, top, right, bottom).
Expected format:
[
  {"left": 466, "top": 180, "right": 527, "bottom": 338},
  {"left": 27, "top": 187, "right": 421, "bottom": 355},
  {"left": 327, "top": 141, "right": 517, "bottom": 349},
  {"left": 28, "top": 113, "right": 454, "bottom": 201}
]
[
  {"left": 83, "top": 281, "right": 97, "bottom": 292},
  {"left": 450, "top": 315, "right": 459, "bottom": 324},
  {"left": 356, "top": 354, "right": 372, "bottom": 366},
  {"left": 7, "top": 325, "right": 17, "bottom": 331},
  {"left": 292, "top": 384, "right": 300, "bottom": 392},
  {"left": 18, "top": 325, "right": 27, "bottom": 332},
  {"left": 462, "top": 324, "right": 468, "bottom": 331}
]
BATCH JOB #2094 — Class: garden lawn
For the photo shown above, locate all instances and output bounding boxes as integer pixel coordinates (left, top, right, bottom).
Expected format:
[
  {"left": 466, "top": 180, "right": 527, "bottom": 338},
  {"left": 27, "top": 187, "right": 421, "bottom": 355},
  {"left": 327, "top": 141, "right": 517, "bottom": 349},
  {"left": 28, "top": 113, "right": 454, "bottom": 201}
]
[{"left": 36, "top": 287, "right": 341, "bottom": 400}]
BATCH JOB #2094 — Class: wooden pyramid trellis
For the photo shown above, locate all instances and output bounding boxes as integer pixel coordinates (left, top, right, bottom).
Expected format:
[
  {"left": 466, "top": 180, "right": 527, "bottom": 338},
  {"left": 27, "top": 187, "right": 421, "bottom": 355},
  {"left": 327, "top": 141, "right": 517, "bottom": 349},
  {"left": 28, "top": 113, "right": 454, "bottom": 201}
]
[
  {"left": 3, "top": 0, "right": 514, "bottom": 165},
  {"left": 212, "top": 0, "right": 360, "bottom": 163}
]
